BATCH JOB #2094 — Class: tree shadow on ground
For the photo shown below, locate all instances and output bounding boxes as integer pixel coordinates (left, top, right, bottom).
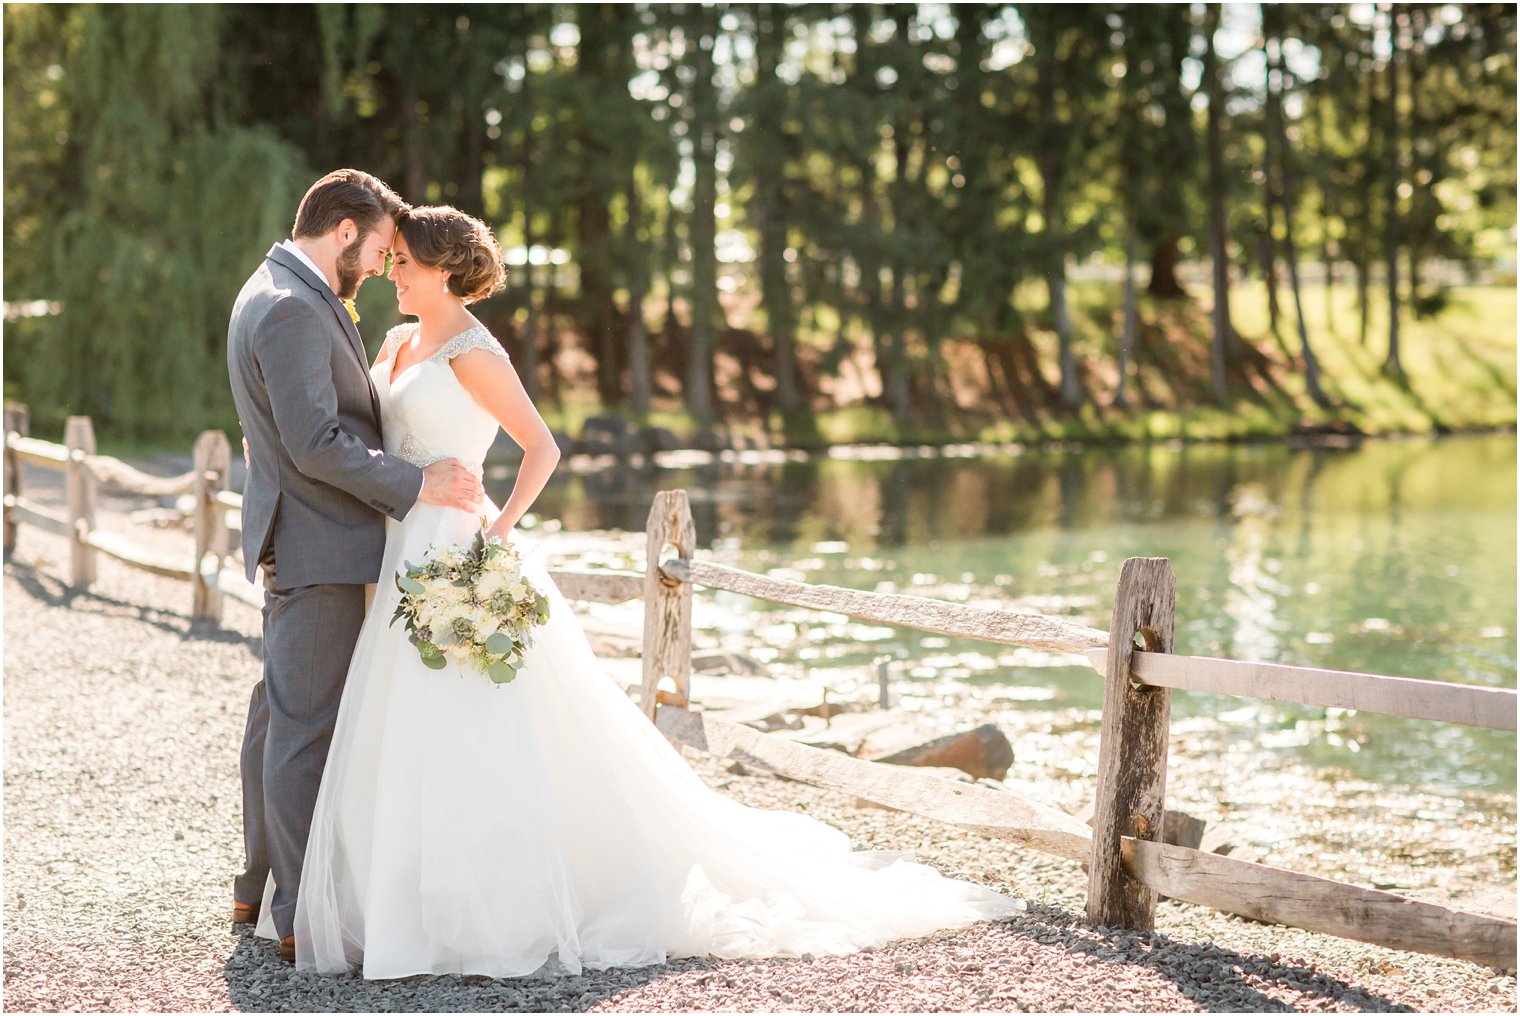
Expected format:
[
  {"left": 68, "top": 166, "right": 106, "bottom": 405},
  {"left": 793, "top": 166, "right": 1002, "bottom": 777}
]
[
  {"left": 1440, "top": 329, "right": 1517, "bottom": 400},
  {"left": 222, "top": 927, "right": 716, "bottom": 1014},
  {"left": 2, "top": 556, "right": 261, "bottom": 652},
  {"left": 1016, "top": 901, "right": 1418, "bottom": 1013}
]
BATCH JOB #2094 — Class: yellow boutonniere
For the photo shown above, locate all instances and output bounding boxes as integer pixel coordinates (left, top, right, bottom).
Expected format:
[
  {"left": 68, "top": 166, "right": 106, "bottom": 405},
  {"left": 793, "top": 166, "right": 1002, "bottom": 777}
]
[{"left": 341, "top": 298, "right": 360, "bottom": 325}]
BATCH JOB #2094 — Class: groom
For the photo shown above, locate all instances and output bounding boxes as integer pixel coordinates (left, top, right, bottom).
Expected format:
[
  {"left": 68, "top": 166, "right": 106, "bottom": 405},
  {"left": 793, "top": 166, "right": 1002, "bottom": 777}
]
[{"left": 226, "top": 169, "right": 483, "bottom": 962}]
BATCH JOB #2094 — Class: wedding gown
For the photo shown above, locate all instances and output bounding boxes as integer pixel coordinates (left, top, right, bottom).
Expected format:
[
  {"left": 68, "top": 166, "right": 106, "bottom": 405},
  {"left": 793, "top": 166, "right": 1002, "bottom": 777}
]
[{"left": 258, "top": 322, "right": 1023, "bottom": 979}]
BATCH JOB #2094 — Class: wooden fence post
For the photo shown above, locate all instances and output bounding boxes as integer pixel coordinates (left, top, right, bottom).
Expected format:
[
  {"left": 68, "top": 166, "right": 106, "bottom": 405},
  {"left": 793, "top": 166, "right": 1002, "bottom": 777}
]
[
  {"left": 1087, "top": 556, "right": 1176, "bottom": 929},
  {"left": 191, "top": 431, "right": 231, "bottom": 621},
  {"left": 3, "top": 404, "right": 27, "bottom": 555},
  {"left": 641, "top": 490, "right": 695, "bottom": 719},
  {"left": 64, "top": 416, "right": 97, "bottom": 589}
]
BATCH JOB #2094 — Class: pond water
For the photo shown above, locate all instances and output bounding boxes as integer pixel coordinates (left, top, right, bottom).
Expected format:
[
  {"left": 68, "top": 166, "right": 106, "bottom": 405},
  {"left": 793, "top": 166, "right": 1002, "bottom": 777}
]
[{"left": 509, "top": 433, "right": 1517, "bottom": 800}]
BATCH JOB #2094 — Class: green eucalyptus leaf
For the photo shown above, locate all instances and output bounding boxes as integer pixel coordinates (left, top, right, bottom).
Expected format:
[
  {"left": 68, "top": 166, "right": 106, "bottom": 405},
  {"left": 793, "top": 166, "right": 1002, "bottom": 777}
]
[
  {"left": 488, "top": 661, "right": 517, "bottom": 684},
  {"left": 397, "top": 574, "right": 426, "bottom": 596},
  {"left": 421, "top": 652, "right": 449, "bottom": 670},
  {"left": 484, "top": 632, "right": 515, "bottom": 655}
]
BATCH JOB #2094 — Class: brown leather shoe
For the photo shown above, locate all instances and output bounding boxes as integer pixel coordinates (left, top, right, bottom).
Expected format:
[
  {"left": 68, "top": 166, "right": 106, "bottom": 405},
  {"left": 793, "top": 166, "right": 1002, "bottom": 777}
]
[
  {"left": 279, "top": 935, "right": 295, "bottom": 963},
  {"left": 231, "top": 900, "right": 260, "bottom": 926}
]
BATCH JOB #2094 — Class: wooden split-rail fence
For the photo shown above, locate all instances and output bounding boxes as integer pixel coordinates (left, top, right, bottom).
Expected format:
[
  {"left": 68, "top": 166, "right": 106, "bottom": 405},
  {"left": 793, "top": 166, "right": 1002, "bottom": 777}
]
[{"left": 4, "top": 407, "right": 1516, "bottom": 970}]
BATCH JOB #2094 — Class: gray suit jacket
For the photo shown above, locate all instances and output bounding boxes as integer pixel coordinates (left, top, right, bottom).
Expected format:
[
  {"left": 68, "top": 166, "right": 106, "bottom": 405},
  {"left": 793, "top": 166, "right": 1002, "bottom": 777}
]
[{"left": 227, "top": 244, "right": 422, "bottom": 587}]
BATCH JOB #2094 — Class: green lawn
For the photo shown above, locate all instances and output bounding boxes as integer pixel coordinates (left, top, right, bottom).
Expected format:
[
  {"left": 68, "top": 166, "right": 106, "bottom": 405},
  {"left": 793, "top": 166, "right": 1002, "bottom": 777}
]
[
  {"left": 1228, "top": 282, "right": 1517, "bottom": 435},
  {"left": 803, "top": 283, "right": 1515, "bottom": 448}
]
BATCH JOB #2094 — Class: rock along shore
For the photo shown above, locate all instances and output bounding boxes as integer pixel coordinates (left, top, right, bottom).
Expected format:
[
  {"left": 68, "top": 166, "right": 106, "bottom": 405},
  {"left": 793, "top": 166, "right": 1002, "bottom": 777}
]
[{"left": 3, "top": 475, "right": 1515, "bottom": 1013}]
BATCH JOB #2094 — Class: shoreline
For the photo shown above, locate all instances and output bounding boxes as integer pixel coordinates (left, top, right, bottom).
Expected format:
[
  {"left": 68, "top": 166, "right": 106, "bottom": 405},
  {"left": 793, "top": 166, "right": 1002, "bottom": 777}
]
[
  {"left": 535, "top": 420, "right": 1518, "bottom": 475},
  {"left": 80, "top": 420, "right": 1519, "bottom": 485}
]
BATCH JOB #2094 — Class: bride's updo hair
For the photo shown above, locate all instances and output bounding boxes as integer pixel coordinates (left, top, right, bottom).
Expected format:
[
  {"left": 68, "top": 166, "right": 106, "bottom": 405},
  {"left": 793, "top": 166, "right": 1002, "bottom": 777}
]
[{"left": 397, "top": 205, "right": 507, "bottom": 304}]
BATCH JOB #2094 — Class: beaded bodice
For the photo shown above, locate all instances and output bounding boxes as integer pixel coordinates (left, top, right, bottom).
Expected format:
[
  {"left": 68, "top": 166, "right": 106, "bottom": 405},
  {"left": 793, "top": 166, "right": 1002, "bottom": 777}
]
[{"left": 372, "top": 322, "right": 511, "bottom": 471}]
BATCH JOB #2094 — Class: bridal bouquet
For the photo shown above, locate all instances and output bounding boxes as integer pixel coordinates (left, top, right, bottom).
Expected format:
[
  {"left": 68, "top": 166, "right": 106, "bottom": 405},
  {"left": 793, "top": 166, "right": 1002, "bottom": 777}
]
[{"left": 392, "top": 530, "right": 550, "bottom": 684}]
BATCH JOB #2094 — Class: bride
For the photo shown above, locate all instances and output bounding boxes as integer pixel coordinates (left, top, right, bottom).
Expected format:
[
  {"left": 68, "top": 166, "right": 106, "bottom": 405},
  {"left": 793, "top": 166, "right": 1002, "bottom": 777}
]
[{"left": 260, "top": 204, "right": 1023, "bottom": 979}]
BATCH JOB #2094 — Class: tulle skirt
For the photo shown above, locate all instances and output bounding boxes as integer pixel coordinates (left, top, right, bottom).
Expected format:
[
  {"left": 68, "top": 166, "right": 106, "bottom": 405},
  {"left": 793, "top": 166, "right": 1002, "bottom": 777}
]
[{"left": 258, "top": 501, "right": 1023, "bottom": 979}]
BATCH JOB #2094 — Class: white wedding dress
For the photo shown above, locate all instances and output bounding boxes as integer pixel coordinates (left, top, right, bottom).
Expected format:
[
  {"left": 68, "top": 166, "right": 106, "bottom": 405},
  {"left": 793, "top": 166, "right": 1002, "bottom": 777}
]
[{"left": 257, "top": 322, "right": 1023, "bottom": 979}]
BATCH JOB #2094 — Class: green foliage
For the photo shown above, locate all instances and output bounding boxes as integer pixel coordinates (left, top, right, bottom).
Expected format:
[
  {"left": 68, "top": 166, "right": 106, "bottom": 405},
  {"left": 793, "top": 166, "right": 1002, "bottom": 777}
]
[
  {"left": 3, "top": 4, "right": 1514, "bottom": 446},
  {"left": 4, "top": 6, "right": 309, "bottom": 441}
]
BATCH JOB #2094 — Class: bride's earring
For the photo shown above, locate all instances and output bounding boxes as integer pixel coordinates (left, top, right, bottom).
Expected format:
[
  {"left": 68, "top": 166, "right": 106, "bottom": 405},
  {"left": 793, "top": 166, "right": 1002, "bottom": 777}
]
[{"left": 442, "top": 276, "right": 451, "bottom": 295}]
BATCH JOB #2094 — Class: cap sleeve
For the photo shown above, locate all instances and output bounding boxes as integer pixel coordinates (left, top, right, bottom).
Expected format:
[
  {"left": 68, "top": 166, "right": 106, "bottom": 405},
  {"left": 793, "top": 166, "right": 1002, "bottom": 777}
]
[
  {"left": 436, "top": 325, "right": 511, "bottom": 365},
  {"left": 379, "top": 323, "right": 417, "bottom": 365}
]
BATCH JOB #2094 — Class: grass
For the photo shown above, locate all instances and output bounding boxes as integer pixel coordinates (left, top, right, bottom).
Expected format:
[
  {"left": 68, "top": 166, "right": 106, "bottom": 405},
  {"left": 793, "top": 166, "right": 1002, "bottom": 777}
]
[
  {"left": 804, "top": 281, "right": 1516, "bottom": 448},
  {"left": 1223, "top": 282, "right": 1517, "bottom": 434},
  {"left": 15, "top": 283, "right": 1512, "bottom": 460}
]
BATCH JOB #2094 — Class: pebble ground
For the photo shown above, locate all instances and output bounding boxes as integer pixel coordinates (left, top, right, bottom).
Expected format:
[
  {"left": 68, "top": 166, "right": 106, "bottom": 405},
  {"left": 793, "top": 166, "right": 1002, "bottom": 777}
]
[{"left": 3, "top": 473, "right": 1515, "bottom": 1012}]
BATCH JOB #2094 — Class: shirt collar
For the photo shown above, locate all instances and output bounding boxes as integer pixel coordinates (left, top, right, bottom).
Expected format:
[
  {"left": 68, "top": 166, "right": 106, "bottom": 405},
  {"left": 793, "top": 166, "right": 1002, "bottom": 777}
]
[{"left": 280, "top": 240, "right": 334, "bottom": 295}]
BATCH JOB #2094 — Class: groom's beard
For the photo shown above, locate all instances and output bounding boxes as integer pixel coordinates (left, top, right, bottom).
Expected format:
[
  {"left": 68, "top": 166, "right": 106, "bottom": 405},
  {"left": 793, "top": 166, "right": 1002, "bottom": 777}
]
[{"left": 335, "top": 235, "right": 368, "bottom": 301}]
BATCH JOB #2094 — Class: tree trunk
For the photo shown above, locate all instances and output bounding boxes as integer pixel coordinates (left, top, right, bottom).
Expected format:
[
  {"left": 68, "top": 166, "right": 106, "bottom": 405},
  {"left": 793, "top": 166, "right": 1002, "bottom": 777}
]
[
  {"left": 576, "top": 5, "right": 620, "bottom": 405},
  {"left": 519, "top": 206, "right": 540, "bottom": 402},
  {"left": 400, "top": 73, "right": 426, "bottom": 201},
  {"left": 517, "top": 62, "right": 539, "bottom": 402},
  {"left": 885, "top": 87, "right": 912, "bottom": 425},
  {"left": 626, "top": 173, "right": 651, "bottom": 416},
  {"left": 1315, "top": 83, "right": 1336, "bottom": 337},
  {"left": 542, "top": 209, "right": 563, "bottom": 403},
  {"left": 1146, "top": 230, "right": 1186, "bottom": 299},
  {"left": 754, "top": 4, "right": 800, "bottom": 413},
  {"left": 1258, "top": 6, "right": 1282, "bottom": 338},
  {"left": 1036, "top": 49, "right": 1082, "bottom": 409},
  {"left": 1356, "top": 257, "right": 1371, "bottom": 346},
  {"left": 1203, "top": 1, "right": 1233, "bottom": 402},
  {"left": 1116, "top": 220, "right": 1138, "bottom": 408},
  {"left": 685, "top": 11, "right": 719, "bottom": 424},
  {"left": 1323, "top": 256, "right": 1336, "bottom": 335},
  {"left": 1383, "top": 3, "right": 1403, "bottom": 377},
  {"left": 1268, "top": 20, "right": 1329, "bottom": 407},
  {"left": 1260, "top": 214, "right": 1281, "bottom": 337},
  {"left": 1358, "top": 18, "right": 1379, "bottom": 348}
]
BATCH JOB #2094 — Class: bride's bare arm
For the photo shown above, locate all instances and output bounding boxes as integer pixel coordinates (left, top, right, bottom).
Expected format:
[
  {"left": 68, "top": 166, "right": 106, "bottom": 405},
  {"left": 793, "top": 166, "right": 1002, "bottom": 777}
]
[{"left": 450, "top": 348, "right": 560, "bottom": 537}]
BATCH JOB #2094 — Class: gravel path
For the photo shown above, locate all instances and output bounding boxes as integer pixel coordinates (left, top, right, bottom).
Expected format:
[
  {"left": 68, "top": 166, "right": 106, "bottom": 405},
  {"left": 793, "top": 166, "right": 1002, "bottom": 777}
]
[{"left": 3, "top": 478, "right": 1515, "bottom": 1012}]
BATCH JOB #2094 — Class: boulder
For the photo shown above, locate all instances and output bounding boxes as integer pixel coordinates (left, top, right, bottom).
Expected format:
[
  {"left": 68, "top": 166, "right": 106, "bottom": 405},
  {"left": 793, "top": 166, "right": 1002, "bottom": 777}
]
[
  {"left": 693, "top": 429, "right": 729, "bottom": 452},
  {"left": 690, "top": 650, "right": 766, "bottom": 676},
  {"left": 1197, "top": 823, "right": 1259, "bottom": 863},
  {"left": 578, "top": 415, "right": 640, "bottom": 456},
  {"left": 643, "top": 427, "right": 682, "bottom": 452},
  {"left": 868, "top": 723, "right": 1015, "bottom": 781}
]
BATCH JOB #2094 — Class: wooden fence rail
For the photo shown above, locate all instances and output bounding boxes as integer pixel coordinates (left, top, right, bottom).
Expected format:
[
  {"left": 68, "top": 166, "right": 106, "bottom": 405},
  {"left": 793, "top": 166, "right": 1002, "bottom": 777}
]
[
  {"left": 5, "top": 409, "right": 220, "bottom": 614},
  {"left": 643, "top": 490, "right": 1514, "bottom": 970},
  {"left": 654, "top": 707, "right": 1517, "bottom": 969},
  {"left": 3, "top": 408, "right": 1515, "bottom": 969}
]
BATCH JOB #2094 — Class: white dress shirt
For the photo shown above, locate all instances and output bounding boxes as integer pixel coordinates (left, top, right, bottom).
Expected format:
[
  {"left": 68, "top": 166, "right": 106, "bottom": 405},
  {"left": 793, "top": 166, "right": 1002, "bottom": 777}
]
[{"left": 281, "top": 240, "right": 334, "bottom": 293}]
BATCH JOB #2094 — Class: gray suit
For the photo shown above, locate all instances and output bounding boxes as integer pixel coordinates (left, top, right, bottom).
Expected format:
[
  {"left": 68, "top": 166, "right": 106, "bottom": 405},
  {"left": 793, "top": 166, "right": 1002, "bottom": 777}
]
[{"left": 226, "top": 244, "right": 422, "bottom": 938}]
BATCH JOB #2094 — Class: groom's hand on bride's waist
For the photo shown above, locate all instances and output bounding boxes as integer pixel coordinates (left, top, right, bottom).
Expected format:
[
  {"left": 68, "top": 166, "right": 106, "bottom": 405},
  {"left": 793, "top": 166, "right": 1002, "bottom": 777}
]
[{"left": 418, "top": 459, "right": 485, "bottom": 511}]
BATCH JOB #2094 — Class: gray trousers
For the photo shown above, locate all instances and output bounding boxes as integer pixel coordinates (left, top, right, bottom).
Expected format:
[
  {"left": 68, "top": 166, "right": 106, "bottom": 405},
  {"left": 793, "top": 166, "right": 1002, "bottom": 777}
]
[{"left": 234, "top": 543, "right": 366, "bottom": 939}]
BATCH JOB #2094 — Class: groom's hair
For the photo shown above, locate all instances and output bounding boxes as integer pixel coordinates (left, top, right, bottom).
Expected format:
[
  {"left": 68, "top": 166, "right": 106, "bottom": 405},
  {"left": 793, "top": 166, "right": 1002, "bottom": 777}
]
[{"left": 291, "top": 169, "right": 407, "bottom": 241}]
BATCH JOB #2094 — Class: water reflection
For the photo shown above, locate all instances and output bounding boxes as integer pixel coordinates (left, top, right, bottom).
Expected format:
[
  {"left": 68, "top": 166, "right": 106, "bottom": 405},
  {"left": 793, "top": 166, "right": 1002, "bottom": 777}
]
[{"left": 510, "top": 434, "right": 1517, "bottom": 793}]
